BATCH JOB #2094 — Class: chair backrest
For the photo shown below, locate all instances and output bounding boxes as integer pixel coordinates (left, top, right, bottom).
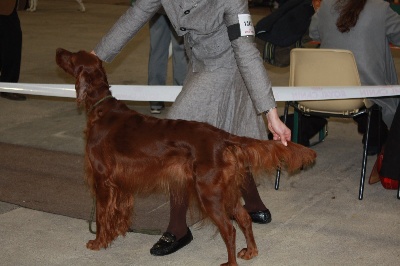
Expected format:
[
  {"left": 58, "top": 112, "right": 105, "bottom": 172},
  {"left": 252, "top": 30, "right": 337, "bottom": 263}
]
[{"left": 290, "top": 48, "right": 365, "bottom": 115}]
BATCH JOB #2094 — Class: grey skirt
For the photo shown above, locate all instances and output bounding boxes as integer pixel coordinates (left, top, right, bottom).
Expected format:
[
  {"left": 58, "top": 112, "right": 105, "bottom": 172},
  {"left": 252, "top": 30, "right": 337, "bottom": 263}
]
[{"left": 167, "top": 64, "right": 269, "bottom": 140}]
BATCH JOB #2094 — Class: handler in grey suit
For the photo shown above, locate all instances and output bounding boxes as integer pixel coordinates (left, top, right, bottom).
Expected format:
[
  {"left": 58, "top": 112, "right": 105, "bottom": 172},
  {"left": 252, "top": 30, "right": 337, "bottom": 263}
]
[
  {"left": 94, "top": 0, "right": 291, "bottom": 255},
  {"left": 309, "top": 0, "right": 400, "bottom": 128}
]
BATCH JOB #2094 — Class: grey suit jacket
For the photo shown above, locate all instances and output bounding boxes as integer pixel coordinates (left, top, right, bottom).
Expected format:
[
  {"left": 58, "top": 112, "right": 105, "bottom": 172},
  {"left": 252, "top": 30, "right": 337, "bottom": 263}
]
[{"left": 95, "top": 0, "right": 275, "bottom": 115}]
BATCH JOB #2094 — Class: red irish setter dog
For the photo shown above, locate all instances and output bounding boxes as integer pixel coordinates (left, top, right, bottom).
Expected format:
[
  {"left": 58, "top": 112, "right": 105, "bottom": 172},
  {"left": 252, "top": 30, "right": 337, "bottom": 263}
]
[{"left": 56, "top": 48, "right": 316, "bottom": 266}]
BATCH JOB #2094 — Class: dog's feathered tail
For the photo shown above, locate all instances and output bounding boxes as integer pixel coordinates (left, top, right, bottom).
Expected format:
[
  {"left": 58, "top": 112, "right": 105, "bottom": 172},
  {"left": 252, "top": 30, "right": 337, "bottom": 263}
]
[{"left": 225, "top": 138, "right": 316, "bottom": 176}]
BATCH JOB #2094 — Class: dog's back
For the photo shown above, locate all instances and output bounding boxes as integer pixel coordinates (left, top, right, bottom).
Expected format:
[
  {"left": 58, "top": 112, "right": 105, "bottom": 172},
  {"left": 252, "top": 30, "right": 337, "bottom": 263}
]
[{"left": 84, "top": 102, "right": 315, "bottom": 197}]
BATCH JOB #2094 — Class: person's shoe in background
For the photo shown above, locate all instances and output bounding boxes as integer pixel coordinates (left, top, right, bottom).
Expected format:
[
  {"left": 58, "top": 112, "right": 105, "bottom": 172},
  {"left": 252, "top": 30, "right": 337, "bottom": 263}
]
[{"left": 1, "top": 92, "right": 26, "bottom": 101}]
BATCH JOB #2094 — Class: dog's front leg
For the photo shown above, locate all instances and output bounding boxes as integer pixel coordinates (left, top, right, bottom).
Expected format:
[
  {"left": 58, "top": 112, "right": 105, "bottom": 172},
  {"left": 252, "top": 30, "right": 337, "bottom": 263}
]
[
  {"left": 87, "top": 186, "right": 121, "bottom": 250},
  {"left": 86, "top": 183, "right": 134, "bottom": 250},
  {"left": 86, "top": 195, "right": 112, "bottom": 250}
]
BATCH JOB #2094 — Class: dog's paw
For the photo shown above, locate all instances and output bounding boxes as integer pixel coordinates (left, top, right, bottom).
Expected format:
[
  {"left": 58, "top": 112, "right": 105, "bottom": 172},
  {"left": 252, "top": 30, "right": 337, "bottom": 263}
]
[
  {"left": 237, "top": 247, "right": 258, "bottom": 260},
  {"left": 86, "top": 239, "right": 102, "bottom": 250},
  {"left": 220, "top": 262, "right": 238, "bottom": 266}
]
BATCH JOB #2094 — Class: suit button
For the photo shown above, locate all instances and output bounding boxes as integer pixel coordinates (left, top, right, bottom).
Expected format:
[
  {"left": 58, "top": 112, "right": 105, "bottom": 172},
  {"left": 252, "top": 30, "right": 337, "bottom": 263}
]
[
  {"left": 184, "top": 10, "right": 190, "bottom": 15},
  {"left": 180, "top": 27, "right": 186, "bottom": 31}
]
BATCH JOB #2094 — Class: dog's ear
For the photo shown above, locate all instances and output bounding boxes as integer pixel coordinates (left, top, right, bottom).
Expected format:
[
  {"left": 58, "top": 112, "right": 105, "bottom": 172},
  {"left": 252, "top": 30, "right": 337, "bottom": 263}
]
[{"left": 75, "top": 70, "right": 90, "bottom": 107}]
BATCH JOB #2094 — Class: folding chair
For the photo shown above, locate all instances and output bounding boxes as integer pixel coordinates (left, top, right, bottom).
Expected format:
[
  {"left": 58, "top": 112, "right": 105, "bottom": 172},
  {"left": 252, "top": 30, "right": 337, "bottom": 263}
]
[{"left": 275, "top": 48, "right": 377, "bottom": 200}]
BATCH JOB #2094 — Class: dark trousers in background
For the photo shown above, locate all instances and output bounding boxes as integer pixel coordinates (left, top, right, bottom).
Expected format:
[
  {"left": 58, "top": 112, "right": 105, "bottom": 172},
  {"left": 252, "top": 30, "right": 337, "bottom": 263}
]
[
  {"left": 353, "top": 106, "right": 389, "bottom": 155},
  {"left": 380, "top": 103, "right": 400, "bottom": 180},
  {"left": 0, "top": 8, "right": 22, "bottom": 82}
]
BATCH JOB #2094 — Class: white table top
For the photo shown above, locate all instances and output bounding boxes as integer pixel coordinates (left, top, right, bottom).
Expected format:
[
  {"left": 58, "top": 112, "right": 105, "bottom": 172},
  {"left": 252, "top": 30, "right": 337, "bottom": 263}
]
[{"left": 1, "top": 82, "right": 399, "bottom": 102}]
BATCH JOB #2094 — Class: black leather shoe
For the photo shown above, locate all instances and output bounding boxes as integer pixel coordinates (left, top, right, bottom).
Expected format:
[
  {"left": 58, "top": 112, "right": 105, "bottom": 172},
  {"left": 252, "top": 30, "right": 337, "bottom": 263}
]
[
  {"left": 248, "top": 209, "right": 272, "bottom": 224},
  {"left": 1, "top": 92, "right": 26, "bottom": 101},
  {"left": 367, "top": 145, "right": 379, "bottom": 156},
  {"left": 150, "top": 228, "right": 193, "bottom": 256}
]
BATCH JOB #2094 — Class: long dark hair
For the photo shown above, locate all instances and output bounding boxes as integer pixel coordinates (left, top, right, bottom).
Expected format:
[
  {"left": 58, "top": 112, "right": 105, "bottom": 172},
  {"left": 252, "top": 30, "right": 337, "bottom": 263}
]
[{"left": 335, "top": 0, "right": 368, "bottom": 33}]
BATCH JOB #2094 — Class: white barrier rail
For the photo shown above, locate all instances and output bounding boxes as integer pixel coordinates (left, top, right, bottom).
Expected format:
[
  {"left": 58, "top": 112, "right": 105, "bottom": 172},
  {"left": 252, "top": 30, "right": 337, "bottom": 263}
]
[{"left": 1, "top": 82, "right": 400, "bottom": 102}]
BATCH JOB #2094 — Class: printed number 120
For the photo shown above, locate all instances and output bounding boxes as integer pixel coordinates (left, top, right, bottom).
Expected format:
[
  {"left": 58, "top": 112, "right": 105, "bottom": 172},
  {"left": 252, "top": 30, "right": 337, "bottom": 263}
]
[{"left": 243, "top": 21, "right": 252, "bottom": 26}]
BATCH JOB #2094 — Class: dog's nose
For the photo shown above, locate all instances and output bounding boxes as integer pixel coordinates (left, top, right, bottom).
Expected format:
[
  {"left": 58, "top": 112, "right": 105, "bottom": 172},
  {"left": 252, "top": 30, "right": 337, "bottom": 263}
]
[{"left": 56, "top": 48, "right": 67, "bottom": 55}]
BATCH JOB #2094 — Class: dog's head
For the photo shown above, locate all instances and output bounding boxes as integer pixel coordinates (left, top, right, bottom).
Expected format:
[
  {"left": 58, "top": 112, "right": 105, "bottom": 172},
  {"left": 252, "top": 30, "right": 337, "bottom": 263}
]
[{"left": 56, "top": 48, "right": 110, "bottom": 108}]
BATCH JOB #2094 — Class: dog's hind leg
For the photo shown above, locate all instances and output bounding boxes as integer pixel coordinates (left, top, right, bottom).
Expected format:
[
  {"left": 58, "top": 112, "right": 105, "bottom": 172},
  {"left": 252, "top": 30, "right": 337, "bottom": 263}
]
[
  {"left": 233, "top": 202, "right": 258, "bottom": 260},
  {"left": 196, "top": 183, "right": 238, "bottom": 266}
]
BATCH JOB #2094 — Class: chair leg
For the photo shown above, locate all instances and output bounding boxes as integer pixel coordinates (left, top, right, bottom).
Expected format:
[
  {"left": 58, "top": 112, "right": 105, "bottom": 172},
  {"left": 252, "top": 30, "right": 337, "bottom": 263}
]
[
  {"left": 283, "top": 102, "right": 289, "bottom": 124},
  {"left": 359, "top": 109, "right": 372, "bottom": 200},
  {"left": 310, "top": 121, "right": 328, "bottom": 147},
  {"left": 275, "top": 102, "right": 290, "bottom": 190},
  {"left": 318, "top": 123, "right": 328, "bottom": 142},
  {"left": 397, "top": 182, "right": 400, "bottom": 200},
  {"left": 318, "top": 127, "right": 325, "bottom": 142},
  {"left": 377, "top": 106, "right": 382, "bottom": 152},
  {"left": 293, "top": 110, "right": 299, "bottom": 143},
  {"left": 275, "top": 169, "right": 281, "bottom": 191}
]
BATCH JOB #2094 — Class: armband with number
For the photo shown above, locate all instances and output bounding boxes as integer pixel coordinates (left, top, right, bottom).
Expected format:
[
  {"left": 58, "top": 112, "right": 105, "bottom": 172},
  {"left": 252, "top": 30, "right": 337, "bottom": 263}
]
[{"left": 227, "top": 14, "right": 255, "bottom": 42}]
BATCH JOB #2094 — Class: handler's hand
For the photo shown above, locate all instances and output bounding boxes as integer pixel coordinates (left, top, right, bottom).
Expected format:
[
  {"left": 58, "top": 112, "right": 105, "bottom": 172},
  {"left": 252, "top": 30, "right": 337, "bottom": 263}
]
[{"left": 266, "top": 108, "right": 291, "bottom": 146}]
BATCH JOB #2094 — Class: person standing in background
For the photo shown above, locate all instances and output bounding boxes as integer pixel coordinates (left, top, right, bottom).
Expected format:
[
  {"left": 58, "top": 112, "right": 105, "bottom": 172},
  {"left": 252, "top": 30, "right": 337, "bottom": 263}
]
[
  {"left": 130, "top": 0, "right": 187, "bottom": 114},
  {"left": 147, "top": 8, "right": 188, "bottom": 114},
  {"left": 0, "top": 0, "right": 26, "bottom": 101}
]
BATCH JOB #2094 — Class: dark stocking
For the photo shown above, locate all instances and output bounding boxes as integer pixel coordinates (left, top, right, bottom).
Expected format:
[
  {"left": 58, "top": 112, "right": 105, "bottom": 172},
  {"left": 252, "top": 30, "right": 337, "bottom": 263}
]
[
  {"left": 242, "top": 171, "right": 267, "bottom": 212},
  {"left": 166, "top": 190, "right": 189, "bottom": 240}
]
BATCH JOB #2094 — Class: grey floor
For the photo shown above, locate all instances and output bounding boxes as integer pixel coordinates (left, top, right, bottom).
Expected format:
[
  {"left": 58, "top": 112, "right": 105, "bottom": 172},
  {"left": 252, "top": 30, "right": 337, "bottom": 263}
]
[{"left": 1, "top": 1, "right": 399, "bottom": 265}]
